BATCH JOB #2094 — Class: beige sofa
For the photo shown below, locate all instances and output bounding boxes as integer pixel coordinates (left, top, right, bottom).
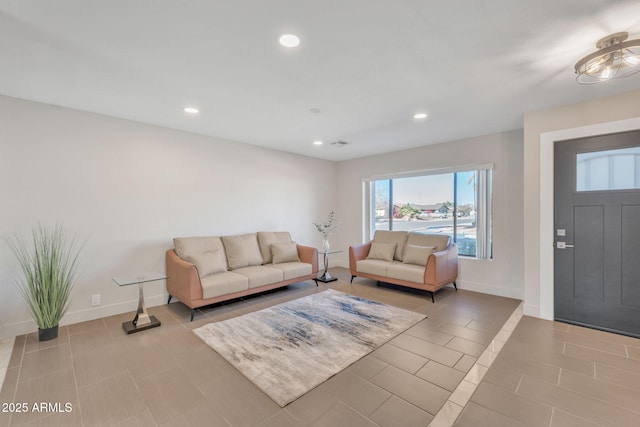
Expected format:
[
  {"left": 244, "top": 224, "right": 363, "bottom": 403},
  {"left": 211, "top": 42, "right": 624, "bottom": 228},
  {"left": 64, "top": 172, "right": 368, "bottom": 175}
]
[
  {"left": 349, "top": 230, "right": 458, "bottom": 302},
  {"left": 166, "top": 231, "right": 318, "bottom": 320}
]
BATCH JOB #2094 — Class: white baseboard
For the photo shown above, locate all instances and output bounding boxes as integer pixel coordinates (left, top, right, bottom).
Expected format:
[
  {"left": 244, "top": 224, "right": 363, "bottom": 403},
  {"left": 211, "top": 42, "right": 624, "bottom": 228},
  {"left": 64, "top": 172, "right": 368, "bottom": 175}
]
[
  {"left": 457, "top": 279, "right": 523, "bottom": 300},
  {"left": 333, "top": 260, "right": 349, "bottom": 269},
  {"left": 0, "top": 293, "right": 170, "bottom": 340},
  {"left": 523, "top": 303, "right": 539, "bottom": 318},
  {"left": 0, "top": 278, "right": 533, "bottom": 339},
  {"left": 522, "top": 302, "right": 553, "bottom": 321}
]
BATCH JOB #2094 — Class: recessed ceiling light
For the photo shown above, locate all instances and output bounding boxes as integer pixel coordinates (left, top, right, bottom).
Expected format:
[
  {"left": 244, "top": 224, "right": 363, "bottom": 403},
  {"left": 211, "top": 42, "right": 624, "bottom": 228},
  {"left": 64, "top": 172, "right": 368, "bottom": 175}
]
[
  {"left": 413, "top": 113, "right": 428, "bottom": 119},
  {"left": 184, "top": 107, "right": 199, "bottom": 114},
  {"left": 313, "top": 140, "right": 323, "bottom": 146},
  {"left": 279, "top": 34, "right": 300, "bottom": 48}
]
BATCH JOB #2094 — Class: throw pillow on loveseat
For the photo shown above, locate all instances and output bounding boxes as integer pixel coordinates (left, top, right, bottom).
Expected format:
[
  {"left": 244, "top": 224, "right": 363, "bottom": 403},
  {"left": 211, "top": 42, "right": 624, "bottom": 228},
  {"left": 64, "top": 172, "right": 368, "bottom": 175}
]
[{"left": 349, "top": 230, "right": 458, "bottom": 302}]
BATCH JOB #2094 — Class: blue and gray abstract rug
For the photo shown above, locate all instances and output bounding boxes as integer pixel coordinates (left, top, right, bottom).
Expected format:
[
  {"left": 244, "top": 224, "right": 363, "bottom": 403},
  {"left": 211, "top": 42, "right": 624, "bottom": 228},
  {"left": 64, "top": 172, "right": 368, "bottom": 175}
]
[{"left": 193, "top": 289, "right": 426, "bottom": 406}]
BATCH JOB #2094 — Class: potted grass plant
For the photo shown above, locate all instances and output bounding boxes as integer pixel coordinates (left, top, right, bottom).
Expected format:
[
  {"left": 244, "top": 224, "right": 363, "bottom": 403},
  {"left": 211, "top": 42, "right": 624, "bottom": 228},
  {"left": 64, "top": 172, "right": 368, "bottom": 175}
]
[{"left": 3, "top": 224, "right": 83, "bottom": 341}]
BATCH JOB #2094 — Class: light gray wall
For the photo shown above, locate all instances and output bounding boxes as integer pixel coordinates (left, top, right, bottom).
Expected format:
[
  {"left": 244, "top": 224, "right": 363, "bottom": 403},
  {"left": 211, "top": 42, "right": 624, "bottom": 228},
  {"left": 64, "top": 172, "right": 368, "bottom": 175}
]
[
  {"left": 0, "top": 95, "right": 337, "bottom": 339},
  {"left": 18, "top": 83, "right": 633, "bottom": 338},
  {"left": 333, "top": 130, "right": 525, "bottom": 300}
]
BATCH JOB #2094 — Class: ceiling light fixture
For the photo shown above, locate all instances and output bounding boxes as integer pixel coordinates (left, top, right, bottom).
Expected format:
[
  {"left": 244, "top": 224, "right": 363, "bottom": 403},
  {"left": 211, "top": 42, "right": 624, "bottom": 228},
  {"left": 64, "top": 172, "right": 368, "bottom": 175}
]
[
  {"left": 413, "top": 113, "right": 428, "bottom": 119},
  {"left": 575, "top": 32, "right": 640, "bottom": 84},
  {"left": 279, "top": 34, "right": 300, "bottom": 48},
  {"left": 184, "top": 107, "right": 199, "bottom": 114},
  {"left": 313, "top": 140, "right": 323, "bottom": 146}
]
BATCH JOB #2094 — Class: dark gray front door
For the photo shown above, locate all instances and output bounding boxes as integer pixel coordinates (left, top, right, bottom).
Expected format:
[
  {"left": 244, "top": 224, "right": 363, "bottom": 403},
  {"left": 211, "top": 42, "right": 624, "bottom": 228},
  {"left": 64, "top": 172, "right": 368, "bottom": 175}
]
[{"left": 554, "top": 130, "right": 640, "bottom": 337}]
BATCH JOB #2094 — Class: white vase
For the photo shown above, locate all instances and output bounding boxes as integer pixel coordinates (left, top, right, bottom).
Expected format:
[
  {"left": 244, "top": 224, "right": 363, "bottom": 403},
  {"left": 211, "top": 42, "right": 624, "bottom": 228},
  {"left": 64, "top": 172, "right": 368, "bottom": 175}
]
[{"left": 322, "top": 238, "right": 330, "bottom": 252}]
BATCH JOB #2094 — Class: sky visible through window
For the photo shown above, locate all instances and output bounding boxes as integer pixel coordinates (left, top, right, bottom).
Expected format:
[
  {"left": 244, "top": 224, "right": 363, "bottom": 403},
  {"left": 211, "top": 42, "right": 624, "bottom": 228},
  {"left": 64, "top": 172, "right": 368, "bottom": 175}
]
[{"left": 380, "top": 173, "right": 475, "bottom": 206}]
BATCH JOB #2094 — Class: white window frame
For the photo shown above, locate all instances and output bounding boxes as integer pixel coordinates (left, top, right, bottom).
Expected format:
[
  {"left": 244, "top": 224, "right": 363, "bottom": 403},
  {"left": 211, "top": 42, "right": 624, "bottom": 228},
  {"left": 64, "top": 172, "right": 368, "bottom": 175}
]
[{"left": 363, "top": 164, "right": 493, "bottom": 259}]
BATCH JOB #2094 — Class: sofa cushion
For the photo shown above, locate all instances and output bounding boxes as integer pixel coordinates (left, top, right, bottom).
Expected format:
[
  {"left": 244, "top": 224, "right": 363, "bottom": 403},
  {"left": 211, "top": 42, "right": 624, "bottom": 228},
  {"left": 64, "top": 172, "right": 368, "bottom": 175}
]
[
  {"left": 367, "top": 242, "right": 396, "bottom": 262},
  {"left": 402, "top": 245, "right": 435, "bottom": 267},
  {"left": 387, "top": 261, "right": 425, "bottom": 284},
  {"left": 222, "top": 233, "right": 264, "bottom": 270},
  {"left": 356, "top": 259, "right": 389, "bottom": 276},
  {"left": 257, "top": 231, "right": 292, "bottom": 264},
  {"left": 406, "top": 233, "right": 451, "bottom": 252},
  {"left": 200, "top": 271, "right": 249, "bottom": 299},
  {"left": 267, "top": 262, "right": 312, "bottom": 281},
  {"left": 189, "top": 249, "right": 227, "bottom": 277},
  {"left": 233, "top": 265, "right": 284, "bottom": 289},
  {"left": 271, "top": 242, "right": 300, "bottom": 264},
  {"left": 372, "top": 230, "right": 408, "bottom": 261},
  {"left": 174, "top": 236, "right": 227, "bottom": 270}
]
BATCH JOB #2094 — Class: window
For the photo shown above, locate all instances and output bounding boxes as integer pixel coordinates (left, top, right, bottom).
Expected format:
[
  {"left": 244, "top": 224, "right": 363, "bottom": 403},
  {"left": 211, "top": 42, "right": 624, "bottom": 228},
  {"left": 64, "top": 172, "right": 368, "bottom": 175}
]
[{"left": 367, "top": 167, "right": 492, "bottom": 259}]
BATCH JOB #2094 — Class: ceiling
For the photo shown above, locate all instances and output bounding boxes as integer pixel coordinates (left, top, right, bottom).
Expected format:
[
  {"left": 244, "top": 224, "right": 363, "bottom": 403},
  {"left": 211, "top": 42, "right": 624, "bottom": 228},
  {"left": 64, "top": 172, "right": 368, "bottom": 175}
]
[{"left": 2, "top": 1, "right": 640, "bottom": 161}]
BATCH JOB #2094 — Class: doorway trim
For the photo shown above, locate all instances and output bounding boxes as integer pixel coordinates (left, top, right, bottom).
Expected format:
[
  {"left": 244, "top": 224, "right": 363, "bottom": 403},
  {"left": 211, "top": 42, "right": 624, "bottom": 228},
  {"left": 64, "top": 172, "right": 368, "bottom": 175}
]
[{"left": 539, "top": 117, "right": 640, "bottom": 320}]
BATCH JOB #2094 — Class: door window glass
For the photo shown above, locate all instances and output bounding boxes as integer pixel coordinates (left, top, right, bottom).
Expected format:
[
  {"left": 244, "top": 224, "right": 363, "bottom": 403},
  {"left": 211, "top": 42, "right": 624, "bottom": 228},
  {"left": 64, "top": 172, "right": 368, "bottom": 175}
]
[{"left": 576, "top": 147, "right": 640, "bottom": 191}]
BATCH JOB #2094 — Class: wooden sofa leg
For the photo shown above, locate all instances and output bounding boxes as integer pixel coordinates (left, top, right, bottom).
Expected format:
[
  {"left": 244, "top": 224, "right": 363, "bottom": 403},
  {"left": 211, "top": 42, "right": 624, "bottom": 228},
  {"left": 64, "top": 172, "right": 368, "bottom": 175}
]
[
  {"left": 167, "top": 295, "right": 172, "bottom": 304},
  {"left": 190, "top": 309, "right": 196, "bottom": 322},
  {"left": 350, "top": 275, "right": 356, "bottom": 283},
  {"left": 430, "top": 291, "right": 435, "bottom": 303},
  {"left": 453, "top": 281, "right": 457, "bottom": 291}
]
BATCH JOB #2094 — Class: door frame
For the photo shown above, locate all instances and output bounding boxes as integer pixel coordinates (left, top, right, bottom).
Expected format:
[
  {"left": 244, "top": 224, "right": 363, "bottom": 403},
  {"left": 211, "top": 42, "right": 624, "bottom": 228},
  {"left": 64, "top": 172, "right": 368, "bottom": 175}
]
[{"left": 538, "top": 117, "right": 640, "bottom": 320}]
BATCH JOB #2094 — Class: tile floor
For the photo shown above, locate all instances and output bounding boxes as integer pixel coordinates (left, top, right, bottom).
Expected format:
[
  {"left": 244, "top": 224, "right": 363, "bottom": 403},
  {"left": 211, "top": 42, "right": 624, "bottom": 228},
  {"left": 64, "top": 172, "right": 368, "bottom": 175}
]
[
  {"left": 3, "top": 268, "right": 635, "bottom": 426},
  {"left": 454, "top": 310, "right": 640, "bottom": 427},
  {"left": 0, "top": 338, "right": 14, "bottom": 395}
]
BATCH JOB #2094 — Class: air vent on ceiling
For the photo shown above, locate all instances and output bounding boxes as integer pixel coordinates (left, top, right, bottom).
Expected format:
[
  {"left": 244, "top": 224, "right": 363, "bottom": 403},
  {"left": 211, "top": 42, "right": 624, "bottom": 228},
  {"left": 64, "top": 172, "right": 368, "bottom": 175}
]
[{"left": 331, "top": 140, "right": 349, "bottom": 147}]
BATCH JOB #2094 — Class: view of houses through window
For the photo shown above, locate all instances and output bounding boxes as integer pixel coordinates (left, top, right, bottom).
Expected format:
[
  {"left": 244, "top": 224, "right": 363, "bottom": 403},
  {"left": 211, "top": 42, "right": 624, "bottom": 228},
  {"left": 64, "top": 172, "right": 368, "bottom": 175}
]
[{"left": 370, "top": 169, "right": 492, "bottom": 258}]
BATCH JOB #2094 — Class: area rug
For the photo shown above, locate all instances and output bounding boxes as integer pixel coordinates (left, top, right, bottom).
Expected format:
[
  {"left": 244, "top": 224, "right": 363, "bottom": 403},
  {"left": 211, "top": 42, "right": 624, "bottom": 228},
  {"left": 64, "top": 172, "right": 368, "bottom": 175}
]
[{"left": 193, "top": 289, "right": 425, "bottom": 406}]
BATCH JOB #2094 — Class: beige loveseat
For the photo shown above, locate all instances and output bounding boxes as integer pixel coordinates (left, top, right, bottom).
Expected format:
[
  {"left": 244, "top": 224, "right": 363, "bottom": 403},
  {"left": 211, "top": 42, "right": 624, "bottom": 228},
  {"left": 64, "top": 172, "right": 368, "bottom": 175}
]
[
  {"left": 166, "top": 231, "right": 318, "bottom": 320},
  {"left": 349, "top": 230, "right": 458, "bottom": 302}
]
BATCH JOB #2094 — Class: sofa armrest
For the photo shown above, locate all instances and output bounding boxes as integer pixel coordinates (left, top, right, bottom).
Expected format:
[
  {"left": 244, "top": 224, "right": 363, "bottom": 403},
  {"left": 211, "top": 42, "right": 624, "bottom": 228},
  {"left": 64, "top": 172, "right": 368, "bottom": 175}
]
[
  {"left": 297, "top": 244, "right": 319, "bottom": 274},
  {"left": 349, "top": 242, "right": 372, "bottom": 271},
  {"left": 424, "top": 242, "right": 458, "bottom": 286},
  {"left": 166, "top": 249, "right": 203, "bottom": 305}
]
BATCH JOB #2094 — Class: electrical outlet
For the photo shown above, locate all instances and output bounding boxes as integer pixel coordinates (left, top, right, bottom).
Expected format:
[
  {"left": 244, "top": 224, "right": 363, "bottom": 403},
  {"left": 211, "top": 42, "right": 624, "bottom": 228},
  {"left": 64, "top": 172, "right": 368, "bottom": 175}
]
[{"left": 91, "top": 294, "right": 101, "bottom": 306}]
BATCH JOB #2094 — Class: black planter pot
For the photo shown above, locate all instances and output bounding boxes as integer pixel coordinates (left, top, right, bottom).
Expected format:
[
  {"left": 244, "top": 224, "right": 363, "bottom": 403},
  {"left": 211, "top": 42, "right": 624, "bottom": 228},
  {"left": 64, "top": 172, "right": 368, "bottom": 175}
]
[{"left": 38, "top": 325, "right": 59, "bottom": 341}]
